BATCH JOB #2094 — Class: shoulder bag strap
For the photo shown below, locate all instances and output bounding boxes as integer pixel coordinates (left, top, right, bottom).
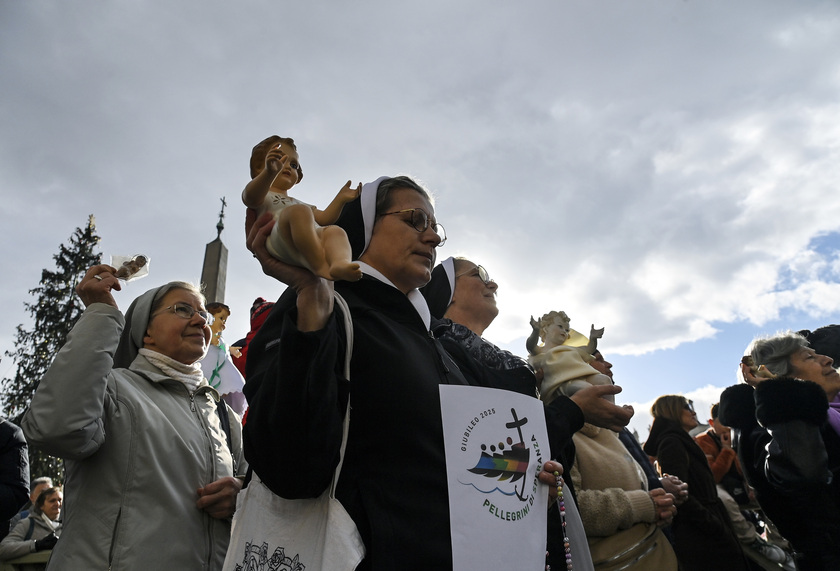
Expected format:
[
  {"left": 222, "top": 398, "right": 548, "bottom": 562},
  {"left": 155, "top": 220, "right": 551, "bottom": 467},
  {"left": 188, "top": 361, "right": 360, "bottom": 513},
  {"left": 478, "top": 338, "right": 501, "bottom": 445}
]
[{"left": 330, "top": 291, "right": 353, "bottom": 498}]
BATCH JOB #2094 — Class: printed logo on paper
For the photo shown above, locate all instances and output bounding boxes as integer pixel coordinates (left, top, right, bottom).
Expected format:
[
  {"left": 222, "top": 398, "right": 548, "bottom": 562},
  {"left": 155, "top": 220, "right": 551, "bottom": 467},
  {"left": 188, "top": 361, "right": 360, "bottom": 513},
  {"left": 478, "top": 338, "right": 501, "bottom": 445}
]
[{"left": 458, "top": 406, "right": 544, "bottom": 523}]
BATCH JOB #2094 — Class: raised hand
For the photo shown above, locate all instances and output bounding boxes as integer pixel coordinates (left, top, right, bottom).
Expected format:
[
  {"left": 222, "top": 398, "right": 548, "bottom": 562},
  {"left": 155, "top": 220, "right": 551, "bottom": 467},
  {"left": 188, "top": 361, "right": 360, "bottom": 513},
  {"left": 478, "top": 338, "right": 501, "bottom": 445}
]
[
  {"left": 76, "top": 264, "right": 122, "bottom": 309},
  {"left": 337, "top": 180, "right": 362, "bottom": 203}
]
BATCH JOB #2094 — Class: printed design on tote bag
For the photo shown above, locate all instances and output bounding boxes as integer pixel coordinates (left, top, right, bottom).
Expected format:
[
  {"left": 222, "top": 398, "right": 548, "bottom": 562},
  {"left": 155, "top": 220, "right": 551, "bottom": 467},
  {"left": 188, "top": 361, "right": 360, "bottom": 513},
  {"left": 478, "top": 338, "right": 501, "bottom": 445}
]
[{"left": 234, "top": 540, "right": 305, "bottom": 571}]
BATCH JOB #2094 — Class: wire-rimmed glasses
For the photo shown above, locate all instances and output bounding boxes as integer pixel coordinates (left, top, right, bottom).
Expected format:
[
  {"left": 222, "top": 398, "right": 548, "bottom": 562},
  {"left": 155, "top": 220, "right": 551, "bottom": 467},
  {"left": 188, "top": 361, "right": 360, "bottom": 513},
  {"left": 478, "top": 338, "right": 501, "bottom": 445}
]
[{"left": 381, "top": 208, "right": 447, "bottom": 245}]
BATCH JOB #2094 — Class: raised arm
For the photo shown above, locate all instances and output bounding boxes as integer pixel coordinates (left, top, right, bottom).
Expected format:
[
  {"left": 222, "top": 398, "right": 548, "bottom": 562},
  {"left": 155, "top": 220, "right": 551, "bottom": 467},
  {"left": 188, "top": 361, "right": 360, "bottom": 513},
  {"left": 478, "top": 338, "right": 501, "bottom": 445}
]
[
  {"left": 22, "top": 265, "right": 123, "bottom": 460},
  {"left": 526, "top": 316, "right": 541, "bottom": 355},
  {"left": 584, "top": 324, "right": 604, "bottom": 355},
  {"left": 242, "top": 209, "right": 344, "bottom": 497},
  {"left": 242, "top": 146, "right": 287, "bottom": 209},
  {"left": 313, "top": 181, "right": 361, "bottom": 226}
]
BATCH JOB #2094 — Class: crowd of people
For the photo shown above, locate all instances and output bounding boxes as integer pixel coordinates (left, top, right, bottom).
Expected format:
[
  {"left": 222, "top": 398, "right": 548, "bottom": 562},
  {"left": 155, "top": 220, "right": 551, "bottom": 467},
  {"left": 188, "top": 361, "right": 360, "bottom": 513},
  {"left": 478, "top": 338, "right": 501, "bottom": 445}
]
[{"left": 2, "top": 136, "right": 839, "bottom": 570}]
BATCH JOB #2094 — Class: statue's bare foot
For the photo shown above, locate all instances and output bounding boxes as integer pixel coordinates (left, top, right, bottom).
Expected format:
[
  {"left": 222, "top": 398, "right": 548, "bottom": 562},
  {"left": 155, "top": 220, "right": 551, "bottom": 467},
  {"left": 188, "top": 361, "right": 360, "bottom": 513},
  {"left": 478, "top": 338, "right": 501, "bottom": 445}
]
[
  {"left": 330, "top": 262, "right": 362, "bottom": 282},
  {"left": 309, "top": 262, "right": 333, "bottom": 281}
]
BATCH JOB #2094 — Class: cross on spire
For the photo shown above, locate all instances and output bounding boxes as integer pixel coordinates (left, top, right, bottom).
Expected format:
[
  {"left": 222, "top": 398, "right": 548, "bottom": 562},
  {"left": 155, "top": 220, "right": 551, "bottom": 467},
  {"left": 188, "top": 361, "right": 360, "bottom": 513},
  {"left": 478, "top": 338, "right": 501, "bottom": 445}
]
[{"left": 216, "top": 196, "right": 228, "bottom": 239}]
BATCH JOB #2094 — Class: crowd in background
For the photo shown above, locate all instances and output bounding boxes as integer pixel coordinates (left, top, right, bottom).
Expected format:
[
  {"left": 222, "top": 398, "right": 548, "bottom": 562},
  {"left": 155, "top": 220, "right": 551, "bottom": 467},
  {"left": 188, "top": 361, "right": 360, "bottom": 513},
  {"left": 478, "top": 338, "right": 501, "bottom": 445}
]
[{"left": 1, "top": 145, "right": 839, "bottom": 570}]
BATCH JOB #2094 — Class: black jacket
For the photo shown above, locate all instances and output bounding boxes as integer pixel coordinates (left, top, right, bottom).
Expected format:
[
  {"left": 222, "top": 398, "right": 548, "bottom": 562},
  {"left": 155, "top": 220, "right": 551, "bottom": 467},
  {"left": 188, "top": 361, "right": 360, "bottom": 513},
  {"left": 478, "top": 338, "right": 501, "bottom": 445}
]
[
  {"left": 0, "top": 419, "right": 28, "bottom": 527},
  {"left": 244, "top": 277, "right": 470, "bottom": 570},
  {"left": 720, "top": 379, "right": 840, "bottom": 570},
  {"left": 643, "top": 417, "right": 747, "bottom": 571}
]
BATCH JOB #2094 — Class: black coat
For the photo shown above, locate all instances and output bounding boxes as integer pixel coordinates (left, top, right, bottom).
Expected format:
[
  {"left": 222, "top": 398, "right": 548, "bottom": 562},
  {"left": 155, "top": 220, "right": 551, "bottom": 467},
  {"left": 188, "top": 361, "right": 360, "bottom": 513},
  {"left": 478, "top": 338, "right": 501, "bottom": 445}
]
[
  {"left": 0, "top": 419, "right": 28, "bottom": 526},
  {"left": 720, "top": 379, "right": 840, "bottom": 570},
  {"left": 432, "top": 319, "right": 585, "bottom": 570},
  {"left": 643, "top": 417, "right": 747, "bottom": 571},
  {"left": 244, "top": 277, "right": 471, "bottom": 570}
]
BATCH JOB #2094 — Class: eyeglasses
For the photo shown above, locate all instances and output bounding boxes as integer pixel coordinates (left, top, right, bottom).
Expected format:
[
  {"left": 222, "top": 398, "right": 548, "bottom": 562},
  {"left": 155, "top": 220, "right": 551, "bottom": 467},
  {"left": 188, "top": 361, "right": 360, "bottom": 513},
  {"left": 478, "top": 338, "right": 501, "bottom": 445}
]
[
  {"left": 381, "top": 208, "right": 447, "bottom": 245},
  {"left": 455, "top": 265, "right": 493, "bottom": 285},
  {"left": 154, "top": 302, "right": 214, "bottom": 325},
  {"left": 683, "top": 400, "right": 695, "bottom": 412}
]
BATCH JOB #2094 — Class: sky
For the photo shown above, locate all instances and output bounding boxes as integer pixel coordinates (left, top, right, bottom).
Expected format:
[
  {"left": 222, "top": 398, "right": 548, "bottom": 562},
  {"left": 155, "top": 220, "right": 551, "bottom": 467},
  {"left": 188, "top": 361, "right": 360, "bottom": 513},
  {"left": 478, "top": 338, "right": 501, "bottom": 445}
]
[{"left": 2, "top": 0, "right": 840, "bottom": 440}]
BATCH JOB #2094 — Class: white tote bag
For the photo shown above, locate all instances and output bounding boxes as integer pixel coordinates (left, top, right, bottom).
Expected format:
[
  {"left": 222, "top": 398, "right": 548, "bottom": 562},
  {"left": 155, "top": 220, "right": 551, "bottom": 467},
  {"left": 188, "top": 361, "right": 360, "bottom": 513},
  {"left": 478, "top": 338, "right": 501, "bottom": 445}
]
[{"left": 223, "top": 293, "right": 365, "bottom": 571}]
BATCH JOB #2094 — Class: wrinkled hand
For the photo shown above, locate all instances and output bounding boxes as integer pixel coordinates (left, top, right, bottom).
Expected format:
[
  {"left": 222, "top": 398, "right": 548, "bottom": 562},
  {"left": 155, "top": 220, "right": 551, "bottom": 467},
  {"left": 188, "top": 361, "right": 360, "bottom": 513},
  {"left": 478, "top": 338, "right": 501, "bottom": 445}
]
[
  {"left": 649, "top": 488, "right": 677, "bottom": 526},
  {"left": 34, "top": 532, "right": 58, "bottom": 551},
  {"left": 196, "top": 476, "right": 243, "bottom": 519},
  {"left": 538, "top": 460, "right": 564, "bottom": 505},
  {"left": 337, "top": 180, "right": 362, "bottom": 203},
  {"left": 740, "top": 362, "right": 774, "bottom": 387},
  {"left": 660, "top": 474, "right": 689, "bottom": 506},
  {"left": 76, "top": 264, "right": 122, "bottom": 309},
  {"left": 570, "top": 384, "right": 634, "bottom": 431},
  {"left": 590, "top": 324, "right": 604, "bottom": 339}
]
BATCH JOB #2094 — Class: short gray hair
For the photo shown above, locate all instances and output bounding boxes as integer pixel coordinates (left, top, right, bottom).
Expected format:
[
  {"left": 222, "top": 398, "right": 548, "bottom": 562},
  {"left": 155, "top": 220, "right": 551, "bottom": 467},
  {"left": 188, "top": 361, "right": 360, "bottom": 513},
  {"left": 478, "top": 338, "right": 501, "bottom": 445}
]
[
  {"left": 750, "top": 331, "right": 809, "bottom": 377},
  {"left": 30, "top": 476, "right": 53, "bottom": 488}
]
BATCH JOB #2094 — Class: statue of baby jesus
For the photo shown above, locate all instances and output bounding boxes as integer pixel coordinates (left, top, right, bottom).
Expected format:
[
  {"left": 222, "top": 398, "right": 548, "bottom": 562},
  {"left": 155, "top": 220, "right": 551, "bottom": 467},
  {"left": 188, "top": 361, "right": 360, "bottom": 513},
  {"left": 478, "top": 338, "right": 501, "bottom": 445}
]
[
  {"left": 526, "top": 310, "right": 612, "bottom": 404},
  {"left": 242, "top": 135, "right": 362, "bottom": 281}
]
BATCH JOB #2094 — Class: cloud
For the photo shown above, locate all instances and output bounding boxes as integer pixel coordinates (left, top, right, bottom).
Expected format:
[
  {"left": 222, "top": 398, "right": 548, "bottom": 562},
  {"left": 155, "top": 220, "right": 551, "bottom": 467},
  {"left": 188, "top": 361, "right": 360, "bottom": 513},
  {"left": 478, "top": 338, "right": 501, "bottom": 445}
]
[{"left": 3, "top": 0, "right": 840, "bottom": 376}]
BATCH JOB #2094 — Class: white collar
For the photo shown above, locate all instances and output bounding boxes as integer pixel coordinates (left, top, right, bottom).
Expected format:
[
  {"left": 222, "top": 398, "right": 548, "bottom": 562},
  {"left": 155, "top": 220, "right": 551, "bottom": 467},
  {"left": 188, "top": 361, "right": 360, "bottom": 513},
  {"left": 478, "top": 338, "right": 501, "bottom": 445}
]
[{"left": 355, "top": 262, "right": 432, "bottom": 331}]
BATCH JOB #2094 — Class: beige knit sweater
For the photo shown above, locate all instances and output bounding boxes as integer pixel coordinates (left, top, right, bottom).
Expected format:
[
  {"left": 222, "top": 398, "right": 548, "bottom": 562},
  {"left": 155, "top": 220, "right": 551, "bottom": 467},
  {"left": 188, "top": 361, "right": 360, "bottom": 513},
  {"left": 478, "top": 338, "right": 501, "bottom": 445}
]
[{"left": 571, "top": 423, "right": 656, "bottom": 536}]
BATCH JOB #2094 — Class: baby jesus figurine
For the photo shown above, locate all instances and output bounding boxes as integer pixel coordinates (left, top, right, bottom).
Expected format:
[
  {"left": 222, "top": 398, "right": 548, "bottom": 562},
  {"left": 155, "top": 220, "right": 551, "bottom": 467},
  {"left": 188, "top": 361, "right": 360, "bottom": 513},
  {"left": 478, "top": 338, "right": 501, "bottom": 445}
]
[
  {"left": 526, "top": 310, "right": 612, "bottom": 404},
  {"left": 242, "top": 135, "right": 362, "bottom": 281}
]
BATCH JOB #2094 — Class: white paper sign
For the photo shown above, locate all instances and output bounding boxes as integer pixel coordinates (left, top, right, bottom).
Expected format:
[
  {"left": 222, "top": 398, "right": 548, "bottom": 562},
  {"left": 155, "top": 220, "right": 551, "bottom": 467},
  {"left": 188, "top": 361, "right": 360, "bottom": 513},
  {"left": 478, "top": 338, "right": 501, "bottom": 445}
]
[{"left": 439, "top": 385, "right": 549, "bottom": 570}]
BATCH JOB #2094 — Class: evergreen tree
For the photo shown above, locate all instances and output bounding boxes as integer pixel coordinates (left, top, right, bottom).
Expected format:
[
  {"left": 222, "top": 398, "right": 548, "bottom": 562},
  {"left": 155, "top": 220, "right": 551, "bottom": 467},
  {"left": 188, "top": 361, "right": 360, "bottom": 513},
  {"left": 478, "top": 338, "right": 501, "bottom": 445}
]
[{"left": 2, "top": 215, "right": 101, "bottom": 482}]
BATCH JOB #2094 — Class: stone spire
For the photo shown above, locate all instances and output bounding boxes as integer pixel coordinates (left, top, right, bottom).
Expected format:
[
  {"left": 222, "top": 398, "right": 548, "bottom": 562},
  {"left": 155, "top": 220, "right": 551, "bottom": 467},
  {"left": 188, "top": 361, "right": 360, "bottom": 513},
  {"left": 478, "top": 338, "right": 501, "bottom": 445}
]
[{"left": 200, "top": 197, "right": 229, "bottom": 303}]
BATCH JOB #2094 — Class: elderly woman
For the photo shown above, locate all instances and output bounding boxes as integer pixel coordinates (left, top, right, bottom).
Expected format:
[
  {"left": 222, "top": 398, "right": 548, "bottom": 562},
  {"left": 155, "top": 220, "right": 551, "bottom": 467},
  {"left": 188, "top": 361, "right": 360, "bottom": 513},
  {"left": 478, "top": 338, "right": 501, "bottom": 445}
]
[
  {"left": 22, "top": 268, "right": 246, "bottom": 570},
  {"left": 420, "top": 256, "right": 649, "bottom": 570},
  {"left": 720, "top": 332, "right": 840, "bottom": 570},
  {"left": 0, "top": 487, "right": 62, "bottom": 562},
  {"left": 643, "top": 395, "right": 748, "bottom": 571},
  {"left": 242, "top": 178, "right": 564, "bottom": 570},
  {"left": 421, "top": 257, "right": 634, "bottom": 432}
]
